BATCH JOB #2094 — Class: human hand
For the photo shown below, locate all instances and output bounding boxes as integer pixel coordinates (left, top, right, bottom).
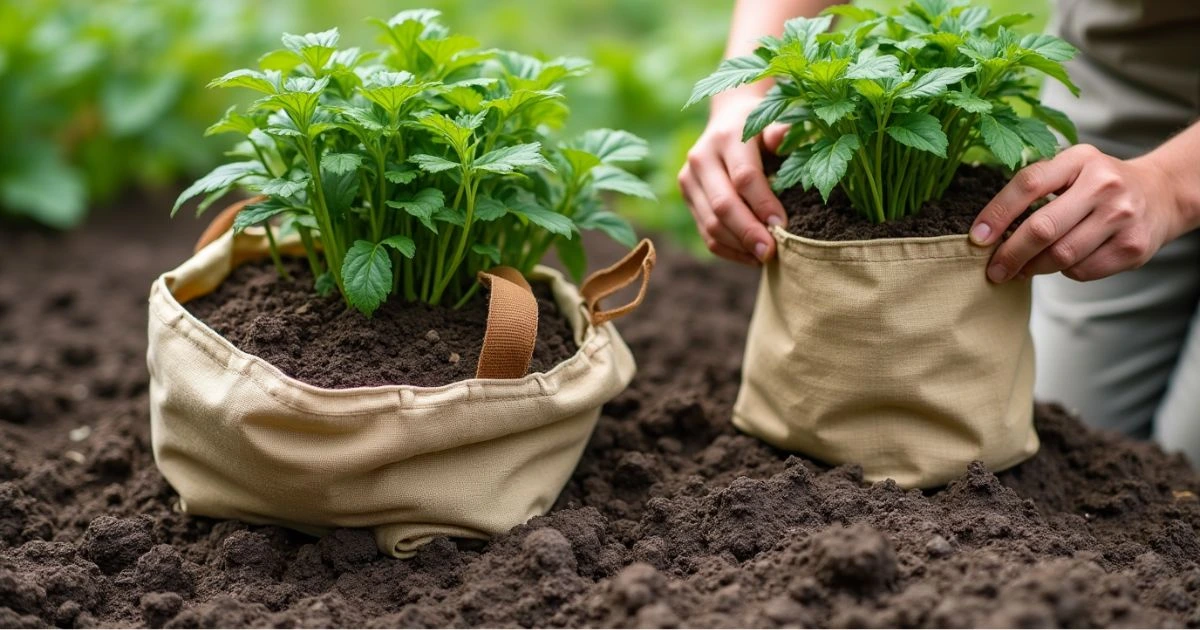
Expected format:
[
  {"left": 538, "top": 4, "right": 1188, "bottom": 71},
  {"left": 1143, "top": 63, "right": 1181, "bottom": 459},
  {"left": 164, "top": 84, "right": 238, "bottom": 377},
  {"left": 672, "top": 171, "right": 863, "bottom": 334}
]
[
  {"left": 969, "top": 144, "right": 1184, "bottom": 283},
  {"left": 678, "top": 93, "right": 790, "bottom": 265}
]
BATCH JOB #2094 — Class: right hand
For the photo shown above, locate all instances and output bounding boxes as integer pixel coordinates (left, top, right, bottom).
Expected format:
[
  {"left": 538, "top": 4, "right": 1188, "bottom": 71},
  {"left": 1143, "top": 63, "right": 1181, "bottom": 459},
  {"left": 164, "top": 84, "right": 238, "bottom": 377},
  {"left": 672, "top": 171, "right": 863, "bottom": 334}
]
[{"left": 678, "top": 93, "right": 789, "bottom": 265}]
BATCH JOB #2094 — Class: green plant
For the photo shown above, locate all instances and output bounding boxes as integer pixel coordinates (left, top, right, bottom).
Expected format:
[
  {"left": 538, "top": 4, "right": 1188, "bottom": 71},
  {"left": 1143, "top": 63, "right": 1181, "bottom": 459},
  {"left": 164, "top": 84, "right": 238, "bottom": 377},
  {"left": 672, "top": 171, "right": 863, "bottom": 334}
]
[
  {"left": 686, "top": 0, "right": 1077, "bottom": 223},
  {"left": 175, "top": 10, "right": 652, "bottom": 315}
]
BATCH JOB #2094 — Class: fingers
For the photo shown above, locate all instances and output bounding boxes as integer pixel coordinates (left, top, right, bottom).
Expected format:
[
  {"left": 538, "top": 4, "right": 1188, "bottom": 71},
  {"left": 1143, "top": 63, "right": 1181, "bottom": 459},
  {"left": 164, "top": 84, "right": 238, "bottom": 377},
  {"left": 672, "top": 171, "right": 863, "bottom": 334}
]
[
  {"left": 762, "top": 123, "right": 789, "bottom": 154},
  {"left": 693, "top": 150, "right": 777, "bottom": 262},
  {"left": 985, "top": 185, "right": 1098, "bottom": 282},
  {"left": 1063, "top": 226, "right": 1154, "bottom": 281},
  {"left": 1017, "top": 213, "right": 1112, "bottom": 278},
  {"left": 722, "top": 141, "right": 786, "bottom": 228},
  {"left": 679, "top": 165, "right": 759, "bottom": 266},
  {"left": 970, "top": 144, "right": 1099, "bottom": 247}
]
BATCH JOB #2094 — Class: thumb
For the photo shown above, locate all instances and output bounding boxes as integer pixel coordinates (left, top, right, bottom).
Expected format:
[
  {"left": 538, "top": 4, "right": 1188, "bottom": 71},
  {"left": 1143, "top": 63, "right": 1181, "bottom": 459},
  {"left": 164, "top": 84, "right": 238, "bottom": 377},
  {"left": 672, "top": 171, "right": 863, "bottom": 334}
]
[{"left": 762, "top": 123, "right": 790, "bottom": 154}]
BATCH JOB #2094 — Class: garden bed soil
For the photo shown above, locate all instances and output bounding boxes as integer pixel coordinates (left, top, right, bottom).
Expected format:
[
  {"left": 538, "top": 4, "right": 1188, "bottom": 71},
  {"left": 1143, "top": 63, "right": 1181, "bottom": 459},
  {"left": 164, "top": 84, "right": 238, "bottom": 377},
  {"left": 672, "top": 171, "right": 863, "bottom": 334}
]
[
  {"left": 2, "top": 192, "right": 1200, "bottom": 628},
  {"left": 784, "top": 165, "right": 1012, "bottom": 240},
  {"left": 184, "top": 260, "right": 578, "bottom": 389}
]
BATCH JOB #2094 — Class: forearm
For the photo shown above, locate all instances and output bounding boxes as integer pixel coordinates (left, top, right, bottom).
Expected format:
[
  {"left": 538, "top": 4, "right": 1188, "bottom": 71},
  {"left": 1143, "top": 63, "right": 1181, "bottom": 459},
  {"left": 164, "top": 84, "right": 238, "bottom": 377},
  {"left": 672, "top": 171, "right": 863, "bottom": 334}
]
[
  {"left": 1132, "top": 121, "right": 1200, "bottom": 238},
  {"left": 712, "top": 0, "right": 847, "bottom": 112}
]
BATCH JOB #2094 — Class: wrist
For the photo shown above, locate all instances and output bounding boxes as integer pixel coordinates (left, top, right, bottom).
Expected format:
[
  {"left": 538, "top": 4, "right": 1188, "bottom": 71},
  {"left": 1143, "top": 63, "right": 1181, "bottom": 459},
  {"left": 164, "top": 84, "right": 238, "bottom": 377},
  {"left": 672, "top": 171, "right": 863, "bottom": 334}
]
[{"left": 1133, "top": 143, "right": 1200, "bottom": 239}]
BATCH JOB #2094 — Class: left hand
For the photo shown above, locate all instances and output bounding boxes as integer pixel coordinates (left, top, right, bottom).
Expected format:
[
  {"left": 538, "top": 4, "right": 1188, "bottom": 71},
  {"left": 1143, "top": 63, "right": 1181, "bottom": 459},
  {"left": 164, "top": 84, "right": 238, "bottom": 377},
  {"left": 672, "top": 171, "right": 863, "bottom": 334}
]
[{"left": 969, "top": 143, "right": 1182, "bottom": 283}]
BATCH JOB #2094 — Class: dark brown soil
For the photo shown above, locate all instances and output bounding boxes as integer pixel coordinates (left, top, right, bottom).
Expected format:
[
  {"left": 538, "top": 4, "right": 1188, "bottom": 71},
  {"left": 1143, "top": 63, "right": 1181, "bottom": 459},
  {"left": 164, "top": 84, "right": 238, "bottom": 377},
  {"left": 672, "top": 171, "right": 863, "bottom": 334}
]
[
  {"left": 183, "top": 260, "right": 577, "bottom": 389},
  {"left": 784, "top": 166, "right": 1010, "bottom": 240},
  {"left": 2, "top": 193, "right": 1200, "bottom": 628}
]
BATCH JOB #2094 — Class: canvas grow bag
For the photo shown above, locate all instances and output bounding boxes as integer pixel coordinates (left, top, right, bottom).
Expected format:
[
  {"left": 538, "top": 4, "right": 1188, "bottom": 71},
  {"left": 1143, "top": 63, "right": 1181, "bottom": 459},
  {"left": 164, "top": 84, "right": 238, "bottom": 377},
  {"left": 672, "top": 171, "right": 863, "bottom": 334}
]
[
  {"left": 147, "top": 209, "right": 655, "bottom": 557},
  {"left": 733, "top": 226, "right": 1038, "bottom": 489}
]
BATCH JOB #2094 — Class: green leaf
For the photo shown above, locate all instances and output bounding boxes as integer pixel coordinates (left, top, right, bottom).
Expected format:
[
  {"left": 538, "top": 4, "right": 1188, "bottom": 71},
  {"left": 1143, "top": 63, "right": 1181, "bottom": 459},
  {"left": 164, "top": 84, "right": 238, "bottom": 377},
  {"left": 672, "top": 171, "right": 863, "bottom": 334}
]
[
  {"left": 386, "top": 188, "right": 445, "bottom": 232},
  {"left": 1019, "top": 33, "right": 1076, "bottom": 62},
  {"left": 685, "top": 54, "right": 768, "bottom": 108},
  {"left": 0, "top": 152, "right": 86, "bottom": 230},
  {"left": 208, "top": 69, "right": 280, "bottom": 94},
  {"left": 321, "top": 168, "right": 359, "bottom": 219},
  {"left": 573, "top": 129, "right": 650, "bottom": 164},
  {"left": 471, "top": 243, "right": 502, "bottom": 265},
  {"left": 233, "top": 198, "right": 292, "bottom": 233},
  {"left": 590, "top": 165, "right": 656, "bottom": 200},
  {"left": 1030, "top": 102, "right": 1078, "bottom": 144},
  {"left": 173, "top": 162, "right": 266, "bottom": 215},
  {"left": 414, "top": 111, "right": 474, "bottom": 153},
  {"left": 381, "top": 234, "right": 416, "bottom": 258},
  {"left": 1020, "top": 54, "right": 1080, "bottom": 95},
  {"left": 783, "top": 15, "right": 834, "bottom": 59},
  {"left": 206, "top": 106, "right": 259, "bottom": 137},
  {"left": 577, "top": 210, "right": 637, "bottom": 248},
  {"left": 556, "top": 237, "right": 587, "bottom": 283},
  {"left": 772, "top": 147, "right": 811, "bottom": 193},
  {"left": 342, "top": 240, "right": 393, "bottom": 317},
  {"left": 897, "top": 66, "right": 975, "bottom": 99},
  {"left": 812, "top": 98, "right": 856, "bottom": 126},
  {"left": 808, "top": 134, "right": 860, "bottom": 200},
  {"left": 314, "top": 272, "right": 336, "bottom": 297},
  {"left": 409, "top": 154, "right": 460, "bottom": 173},
  {"left": 852, "top": 78, "right": 887, "bottom": 102},
  {"left": 385, "top": 168, "right": 419, "bottom": 184},
  {"left": 742, "top": 86, "right": 792, "bottom": 141},
  {"left": 1015, "top": 117, "right": 1059, "bottom": 158},
  {"left": 886, "top": 112, "right": 948, "bottom": 157},
  {"left": 946, "top": 89, "right": 992, "bottom": 113},
  {"left": 509, "top": 197, "right": 576, "bottom": 237},
  {"left": 282, "top": 28, "right": 340, "bottom": 71},
  {"left": 473, "top": 143, "right": 553, "bottom": 174},
  {"left": 321, "top": 152, "right": 363, "bottom": 175},
  {"left": 980, "top": 114, "right": 1025, "bottom": 169},
  {"left": 360, "top": 70, "right": 431, "bottom": 114},
  {"left": 473, "top": 195, "right": 508, "bottom": 222},
  {"left": 259, "top": 176, "right": 309, "bottom": 198},
  {"left": 559, "top": 148, "right": 603, "bottom": 179},
  {"left": 846, "top": 50, "right": 901, "bottom": 80}
]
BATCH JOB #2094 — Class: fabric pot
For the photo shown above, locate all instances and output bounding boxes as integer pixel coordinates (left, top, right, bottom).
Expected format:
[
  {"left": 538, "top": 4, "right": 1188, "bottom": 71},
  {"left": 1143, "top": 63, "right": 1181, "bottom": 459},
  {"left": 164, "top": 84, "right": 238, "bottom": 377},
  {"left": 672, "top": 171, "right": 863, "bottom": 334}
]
[
  {"left": 147, "top": 210, "right": 655, "bottom": 557},
  {"left": 733, "top": 226, "right": 1038, "bottom": 489}
]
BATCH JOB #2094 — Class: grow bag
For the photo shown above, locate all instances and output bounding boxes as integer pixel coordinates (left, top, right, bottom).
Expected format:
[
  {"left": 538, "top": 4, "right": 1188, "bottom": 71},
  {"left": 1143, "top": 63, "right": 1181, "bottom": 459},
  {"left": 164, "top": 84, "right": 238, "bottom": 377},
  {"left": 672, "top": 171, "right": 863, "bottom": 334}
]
[
  {"left": 147, "top": 212, "right": 654, "bottom": 557},
  {"left": 733, "top": 226, "right": 1038, "bottom": 489}
]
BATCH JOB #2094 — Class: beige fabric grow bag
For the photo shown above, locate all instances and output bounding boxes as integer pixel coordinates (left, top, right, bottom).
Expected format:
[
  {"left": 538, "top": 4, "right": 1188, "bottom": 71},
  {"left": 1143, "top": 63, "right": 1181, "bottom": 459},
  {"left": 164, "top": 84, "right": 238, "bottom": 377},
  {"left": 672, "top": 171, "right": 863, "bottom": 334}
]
[
  {"left": 147, "top": 222, "right": 653, "bottom": 557},
  {"left": 733, "top": 226, "right": 1038, "bottom": 488}
]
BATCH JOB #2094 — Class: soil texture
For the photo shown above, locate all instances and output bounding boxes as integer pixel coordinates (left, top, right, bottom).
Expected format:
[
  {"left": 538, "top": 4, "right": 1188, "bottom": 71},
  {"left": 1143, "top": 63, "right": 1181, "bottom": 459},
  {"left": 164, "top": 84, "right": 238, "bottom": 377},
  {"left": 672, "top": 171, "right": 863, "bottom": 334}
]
[
  {"left": 1, "top": 193, "right": 1199, "bottom": 628},
  {"left": 184, "top": 259, "right": 577, "bottom": 389},
  {"left": 784, "top": 166, "right": 1012, "bottom": 240}
]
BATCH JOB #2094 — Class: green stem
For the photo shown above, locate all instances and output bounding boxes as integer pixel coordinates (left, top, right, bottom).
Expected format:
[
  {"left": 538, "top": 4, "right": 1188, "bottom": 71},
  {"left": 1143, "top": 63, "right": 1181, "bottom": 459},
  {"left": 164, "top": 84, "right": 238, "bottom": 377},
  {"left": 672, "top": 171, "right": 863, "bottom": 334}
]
[{"left": 263, "top": 223, "right": 291, "bottom": 280}]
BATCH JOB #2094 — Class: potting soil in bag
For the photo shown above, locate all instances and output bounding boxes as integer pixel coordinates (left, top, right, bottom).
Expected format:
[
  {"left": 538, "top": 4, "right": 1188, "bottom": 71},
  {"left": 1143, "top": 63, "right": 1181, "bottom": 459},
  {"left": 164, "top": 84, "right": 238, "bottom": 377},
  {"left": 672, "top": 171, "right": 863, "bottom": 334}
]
[
  {"left": 734, "top": 226, "right": 1038, "bottom": 488},
  {"left": 147, "top": 223, "right": 654, "bottom": 557}
]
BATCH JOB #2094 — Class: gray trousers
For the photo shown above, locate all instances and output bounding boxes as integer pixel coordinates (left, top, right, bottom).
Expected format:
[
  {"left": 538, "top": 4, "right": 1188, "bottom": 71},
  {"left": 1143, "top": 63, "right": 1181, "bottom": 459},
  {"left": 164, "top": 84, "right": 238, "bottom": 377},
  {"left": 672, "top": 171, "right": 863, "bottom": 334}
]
[{"left": 1032, "top": 231, "right": 1200, "bottom": 464}]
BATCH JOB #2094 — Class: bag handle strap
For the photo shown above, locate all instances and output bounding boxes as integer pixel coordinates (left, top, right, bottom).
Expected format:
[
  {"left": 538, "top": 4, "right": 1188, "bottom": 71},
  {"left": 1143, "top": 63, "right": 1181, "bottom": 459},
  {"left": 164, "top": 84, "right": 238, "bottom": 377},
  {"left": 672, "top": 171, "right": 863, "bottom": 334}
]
[
  {"left": 475, "top": 267, "right": 539, "bottom": 380},
  {"left": 580, "top": 239, "right": 656, "bottom": 326},
  {"left": 193, "top": 196, "right": 267, "bottom": 253}
]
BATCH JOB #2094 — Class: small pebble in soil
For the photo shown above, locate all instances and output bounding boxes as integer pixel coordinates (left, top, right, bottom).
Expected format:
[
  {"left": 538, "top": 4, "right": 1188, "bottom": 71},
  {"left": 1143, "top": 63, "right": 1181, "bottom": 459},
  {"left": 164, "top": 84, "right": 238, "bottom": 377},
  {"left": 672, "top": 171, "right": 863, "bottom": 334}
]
[{"left": 926, "top": 534, "right": 954, "bottom": 558}]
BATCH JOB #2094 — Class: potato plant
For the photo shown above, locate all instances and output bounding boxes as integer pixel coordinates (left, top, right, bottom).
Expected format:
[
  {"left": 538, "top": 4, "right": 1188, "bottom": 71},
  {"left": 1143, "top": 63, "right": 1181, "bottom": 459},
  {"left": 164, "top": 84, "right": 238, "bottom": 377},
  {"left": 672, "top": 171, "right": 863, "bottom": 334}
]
[
  {"left": 175, "top": 9, "right": 653, "bottom": 315},
  {"left": 687, "top": 0, "right": 1078, "bottom": 222}
]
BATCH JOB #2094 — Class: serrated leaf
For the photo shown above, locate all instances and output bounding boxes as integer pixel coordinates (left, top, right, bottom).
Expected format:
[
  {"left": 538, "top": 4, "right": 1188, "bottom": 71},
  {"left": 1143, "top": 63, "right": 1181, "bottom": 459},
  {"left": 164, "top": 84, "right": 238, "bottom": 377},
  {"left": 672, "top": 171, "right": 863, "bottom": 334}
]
[
  {"left": 742, "top": 86, "right": 793, "bottom": 141},
  {"left": 385, "top": 168, "right": 419, "bottom": 184},
  {"left": 282, "top": 28, "right": 339, "bottom": 71},
  {"left": 509, "top": 197, "right": 576, "bottom": 237},
  {"left": 173, "top": 161, "right": 266, "bottom": 214},
  {"left": 1030, "top": 103, "right": 1078, "bottom": 144},
  {"left": 946, "top": 89, "right": 992, "bottom": 113},
  {"left": 577, "top": 210, "right": 637, "bottom": 248},
  {"left": 386, "top": 188, "right": 445, "bottom": 232},
  {"left": 471, "top": 243, "right": 502, "bottom": 265},
  {"left": 205, "top": 107, "right": 259, "bottom": 137},
  {"left": 590, "top": 165, "right": 656, "bottom": 200},
  {"left": 473, "top": 195, "right": 508, "bottom": 222},
  {"left": 783, "top": 15, "right": 834, "bottom": 59},
  {"left": 233, "top": 199, "right": 292, "bottom": 233},
  {"left": 1019, "top": 33, "right": 1076, "bottom": 62},
  {"left": 342, "top": 240, "right": 393, "bottom": 317},
  {"left": 808, "top": 134, "right": 860, "bottom": 200},
  {"left": 852, "top": 79, "right": 887, "bottom": 102},
  {"left": 846, "top": 50, "right": 900, "bottom": 80},
  {"left": 886, "top": 112, "right": 948, "bottom": 157},
  {"left": 208, "top": 69, "right": 280, "bottom": 94},
  {"left": 980, "top": 114, "right": 1025, "bottom": 169},
  {"left": 897, "top": 66, "right": 975, "bottom": 99},
  {"left": 772, "top": 147, "right": 811, "bottom": 193},
  {"left": 1020, "top": 54, "right": 1080, "bottom": 96},
  {"left": 1015, "top": 117, "right": 1059, "bottom": 158},
  {"left": 381, "top": 234, "right": 416, "bottom": 258},
  {"left": 813, "top": 98, "right": 856, "bottom": 126},
  {"left": 685, "top": 54, "right": 768, "bottom": 108},
  {"left": 409, "top": 154, "right": 460, "bottom": 173},
  {"left": 314, "top": 272, "right": 336, "bottom": 297},
  {"left": 321, "top": 152, "right": 363, "bottom": 175},
  {"left": 573, "top": 129, "right": 649, "bottom": 164},
  {"left": 473, "top": 142, "right": 553, "bottom": 174},
  {"left": 259, "top": 176, "right": 309, "bottom": 197}
]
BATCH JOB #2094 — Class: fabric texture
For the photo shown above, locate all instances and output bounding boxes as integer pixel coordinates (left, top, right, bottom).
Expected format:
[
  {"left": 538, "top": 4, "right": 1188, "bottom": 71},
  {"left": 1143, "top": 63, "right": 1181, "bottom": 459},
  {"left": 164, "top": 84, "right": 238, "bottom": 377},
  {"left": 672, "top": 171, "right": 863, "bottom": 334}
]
[
  {"left": 475, "top": 267, "right": 538, "bottom": 380},
  {"left": 733, "top": 226, "right": 1038, "bottom": 489},
  {"left": 147, "top": 229, "right": 637, "bottom": 557}
]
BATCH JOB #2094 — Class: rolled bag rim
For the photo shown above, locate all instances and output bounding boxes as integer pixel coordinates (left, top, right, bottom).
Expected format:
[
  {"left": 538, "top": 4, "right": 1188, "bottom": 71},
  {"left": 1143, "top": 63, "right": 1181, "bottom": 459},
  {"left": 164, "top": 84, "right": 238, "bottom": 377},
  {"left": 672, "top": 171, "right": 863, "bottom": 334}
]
[
  {"left": 732, "top": 225, "right": 1038, "bottom": 489},
  {"left": 147, "top": 228, "right": 637, "bottom": 557}
]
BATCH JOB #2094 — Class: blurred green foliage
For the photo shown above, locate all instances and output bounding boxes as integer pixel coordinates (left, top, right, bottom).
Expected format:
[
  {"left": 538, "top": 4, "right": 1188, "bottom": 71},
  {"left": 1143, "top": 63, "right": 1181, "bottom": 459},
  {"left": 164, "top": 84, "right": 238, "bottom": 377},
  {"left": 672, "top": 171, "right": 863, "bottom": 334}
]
[{"left": 0, "top": 0, "right": 1046, "bottom": 241}]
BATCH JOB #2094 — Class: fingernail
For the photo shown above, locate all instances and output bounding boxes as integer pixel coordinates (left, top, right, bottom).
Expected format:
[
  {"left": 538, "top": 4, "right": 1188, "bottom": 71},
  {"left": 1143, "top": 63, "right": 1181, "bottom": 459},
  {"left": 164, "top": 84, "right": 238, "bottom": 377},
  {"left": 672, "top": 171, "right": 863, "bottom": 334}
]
[
  {"left": 767, "top": 215, "right": 783, "bottom": 227},
  {"left": 754, "top": 242, "right": 768, "bottom": 261},
  {"left": 987, "top": 264, "right": 1007, "bottom": 283},
  {"left": 970, "top": 223, "right": 992, "bottom": 245}
]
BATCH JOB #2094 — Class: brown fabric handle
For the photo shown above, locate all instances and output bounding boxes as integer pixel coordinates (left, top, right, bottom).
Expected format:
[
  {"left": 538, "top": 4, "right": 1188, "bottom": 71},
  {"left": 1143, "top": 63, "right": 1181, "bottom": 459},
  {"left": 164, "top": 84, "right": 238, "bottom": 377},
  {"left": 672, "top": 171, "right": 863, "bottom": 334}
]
[
  {"left": 194, "top": 196, "right": 267, "bottom": 254},
  {"left": 580, "top": 239, "right": 656, "bottom": 326},
  {"left": 475, "top": 267, "right": 539, "bottom": 380}
]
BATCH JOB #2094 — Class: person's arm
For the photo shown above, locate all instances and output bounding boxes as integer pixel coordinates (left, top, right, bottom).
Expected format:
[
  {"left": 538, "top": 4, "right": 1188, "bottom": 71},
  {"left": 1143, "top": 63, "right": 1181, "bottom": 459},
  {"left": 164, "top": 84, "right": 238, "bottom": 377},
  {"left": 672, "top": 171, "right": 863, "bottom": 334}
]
[
  {"left": 970, "top": 121, "right": 1200, "bottom": 283},
  {"left": 679, "top": 0, "right": 847, "bottom": 265}
]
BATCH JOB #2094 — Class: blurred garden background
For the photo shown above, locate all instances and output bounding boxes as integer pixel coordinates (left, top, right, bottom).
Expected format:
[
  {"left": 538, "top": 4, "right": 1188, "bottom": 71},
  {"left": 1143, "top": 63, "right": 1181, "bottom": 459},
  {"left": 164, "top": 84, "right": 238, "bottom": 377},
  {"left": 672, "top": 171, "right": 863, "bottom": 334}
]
[{"left": 0, "top": 0, "right": 1048, "bottom": 250}]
